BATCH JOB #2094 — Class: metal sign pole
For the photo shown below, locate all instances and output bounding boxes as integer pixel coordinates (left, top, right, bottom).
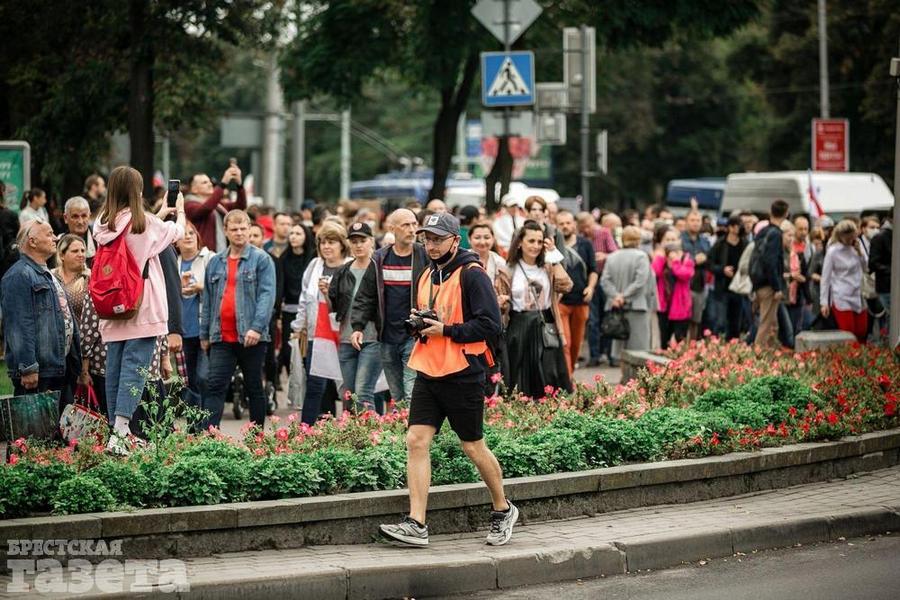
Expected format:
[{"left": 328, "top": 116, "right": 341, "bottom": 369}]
[
  {"left": 889, "top": 41, "right": 900, "bottom": 349},
  {"left": 580, "top": 24, "right": 590, "bottom": 210}
]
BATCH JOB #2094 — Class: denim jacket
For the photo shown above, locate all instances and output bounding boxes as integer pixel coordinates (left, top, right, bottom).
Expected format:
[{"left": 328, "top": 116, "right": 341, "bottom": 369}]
[
  {"left": 200, "top": 244, "right": 276, "bottom": 344},
  {"left": 1, "top": 254, "right": 81, "bottom": 378}
]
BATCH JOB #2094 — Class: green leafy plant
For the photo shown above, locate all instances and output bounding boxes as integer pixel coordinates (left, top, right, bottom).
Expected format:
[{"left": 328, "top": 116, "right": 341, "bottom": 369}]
[
  {"left": 160, "top": 457, "right": 227, "bottom": 506},
  {"left": 51, "top": 475, "right": 115, "bottom": 515},
  {"left": 247, "top": 453, "right": 323, "bottom": 500},
  {"left": 88, "top": 460, "right": 152, "bottom": 508}
]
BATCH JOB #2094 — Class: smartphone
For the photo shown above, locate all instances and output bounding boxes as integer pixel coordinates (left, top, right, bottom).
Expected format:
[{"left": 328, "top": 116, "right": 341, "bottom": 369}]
[
  {"left": 167, "top": 179, "right": 180, "bottom": 208},
  {"left": 227, "top": 158, "right": 238, "bottom": 191}
]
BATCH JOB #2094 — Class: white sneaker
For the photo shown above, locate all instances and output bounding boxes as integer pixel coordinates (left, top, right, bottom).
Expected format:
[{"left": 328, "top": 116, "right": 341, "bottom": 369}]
[
  {"left": 486, "top": 501, "right": 519, "bottom": 546},
  {"left": 105, "top": 432, "right": 146, "bottom": 457}
]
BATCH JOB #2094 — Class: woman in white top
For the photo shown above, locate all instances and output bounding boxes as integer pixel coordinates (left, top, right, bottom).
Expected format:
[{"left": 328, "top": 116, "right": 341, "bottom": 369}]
[
  {"left": 469, "top": 222, "right": 512, "bottom": 386},
  {"left": 505, "top": 220, "right": 573, "bottom": 398},
  {"left": 18, "top": 189, "right": 49, "bottom": 225},
  {"left": 820, "top": 219, "right": 868, "bottom": 342}
]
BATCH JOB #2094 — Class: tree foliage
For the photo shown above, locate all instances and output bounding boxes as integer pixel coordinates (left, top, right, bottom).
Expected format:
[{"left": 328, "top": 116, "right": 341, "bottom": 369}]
[
  {"left": 0, "top": 0, "right": 271, "bottom": 198},
  {"left": 729, "top": 0, "right": 900, "bottom": 182},
  {"left": 280, "top": 0, "right": 762, "bottom": 207}
]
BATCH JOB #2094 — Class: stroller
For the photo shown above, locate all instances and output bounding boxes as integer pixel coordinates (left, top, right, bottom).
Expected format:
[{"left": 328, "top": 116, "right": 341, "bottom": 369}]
[{"left": 228, "top": 367, "right": 277, "bottom": 420}]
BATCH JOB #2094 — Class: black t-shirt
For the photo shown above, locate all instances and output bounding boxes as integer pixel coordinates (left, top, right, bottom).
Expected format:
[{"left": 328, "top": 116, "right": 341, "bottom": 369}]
[{"left": 382, "top": 248, "right": 413, "bottom": 344}]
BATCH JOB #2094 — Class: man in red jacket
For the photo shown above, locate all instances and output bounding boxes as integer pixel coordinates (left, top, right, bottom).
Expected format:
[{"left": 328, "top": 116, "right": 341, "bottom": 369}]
[{"left": 184, "top": 163, "right": 247, "bottom": 252}]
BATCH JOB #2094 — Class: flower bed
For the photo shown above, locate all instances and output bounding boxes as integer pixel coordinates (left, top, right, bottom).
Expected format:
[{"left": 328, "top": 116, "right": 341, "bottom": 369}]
[{"left": 1, "top": 337, "right": 897, "bottom": 519}]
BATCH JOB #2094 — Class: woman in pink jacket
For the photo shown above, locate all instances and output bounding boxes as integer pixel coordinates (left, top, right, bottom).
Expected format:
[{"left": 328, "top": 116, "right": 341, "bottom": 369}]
[
  {"left": 652, "top": 226, "right": 695, "bottom": 348},
  {"left": 93, "top": 166, "right": 185, "bottom": 453}
]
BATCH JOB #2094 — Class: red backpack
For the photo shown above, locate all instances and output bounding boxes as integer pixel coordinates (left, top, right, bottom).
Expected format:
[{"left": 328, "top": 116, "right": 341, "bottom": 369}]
[{"left": 88, "top": 225, "right": 147, "bottom": 320}]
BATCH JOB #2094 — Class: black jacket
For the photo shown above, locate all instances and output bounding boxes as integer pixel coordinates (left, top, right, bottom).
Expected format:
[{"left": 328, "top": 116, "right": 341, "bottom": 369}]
[
  {"left": 709, "top": 236, "right": 748, "bottom": 294},
  {"left": 350, "top": 243, "right": 428, "bottom": 340},
  {"left": 159, "top": 246, "right": 183, "bottom": 336},
  {"left": 279, "top": 249, "right": 311, "bottom": 307},
  {"left": 329, "top": 259, "right": 370, "bottom": 325},
  {"left": 868, "top": 224, "right": 892, "bottom": 294},
  {"left": 750, "top": 224, "right": 785, "bottom": 293},
  {"left": 418, "top": 249, "right": 502, "bottom": 384}
]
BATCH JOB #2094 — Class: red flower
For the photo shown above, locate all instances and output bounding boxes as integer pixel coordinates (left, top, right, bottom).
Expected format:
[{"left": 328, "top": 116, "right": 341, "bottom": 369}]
[
  {"left": 878, "top": 374, "right": 891, "bottom": 391},
  {"left": 788, "top": 406, "right": 798, "bottom": 418},
  {"left": 710, "top": 432, "right": 720, "bottom": 447},
  {"left": 8, "top": 454, "right": 19, "bottom": 465},
  {"left": 826, "top": 412, "right": 839, "bottom": 425},
  {"left": 885, "top": 400, "right": 897, "bottom": 417},
  {"left": 275, "top": 428, "right": 289, "bottom": 442}
]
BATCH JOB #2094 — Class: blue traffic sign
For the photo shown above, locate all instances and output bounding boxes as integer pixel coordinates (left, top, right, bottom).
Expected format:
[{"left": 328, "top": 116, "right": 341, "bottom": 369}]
[{"left": 481, "top": 51, "right": 535, "bottom": 107}]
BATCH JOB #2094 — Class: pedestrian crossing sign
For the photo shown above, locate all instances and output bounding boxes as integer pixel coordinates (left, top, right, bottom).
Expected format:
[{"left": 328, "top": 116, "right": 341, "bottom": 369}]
[{"left": 481, "top": 51, "right": 535, "bottom": 107}]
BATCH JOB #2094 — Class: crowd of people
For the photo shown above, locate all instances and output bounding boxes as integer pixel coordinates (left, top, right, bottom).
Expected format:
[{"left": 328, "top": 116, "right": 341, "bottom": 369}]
[{"left": 0, "top": 165, "right": 894, "bottom": 458}]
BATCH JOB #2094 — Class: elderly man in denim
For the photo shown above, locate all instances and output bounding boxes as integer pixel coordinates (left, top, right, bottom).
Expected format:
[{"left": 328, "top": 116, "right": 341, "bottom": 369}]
[
  {"left": 200, "top": 209, "right": 276, "bottom": 428},
  {"left": 1, "top": 219, "right": 81, "bottom": 406}
]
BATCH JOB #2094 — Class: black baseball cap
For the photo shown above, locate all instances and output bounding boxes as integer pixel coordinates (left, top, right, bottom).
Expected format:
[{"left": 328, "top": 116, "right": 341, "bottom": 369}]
[
  {"left": 347, "top": 221, "right": 373, "bottom": 238},
  {"left": 417, "top": 212, "right": 460, "bottom": 237}
]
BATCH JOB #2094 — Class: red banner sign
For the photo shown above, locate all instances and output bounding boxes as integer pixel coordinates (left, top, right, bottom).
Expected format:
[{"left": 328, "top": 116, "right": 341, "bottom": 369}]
[{"left": 811, "top": 118, "right": 849, "bottom": 171}]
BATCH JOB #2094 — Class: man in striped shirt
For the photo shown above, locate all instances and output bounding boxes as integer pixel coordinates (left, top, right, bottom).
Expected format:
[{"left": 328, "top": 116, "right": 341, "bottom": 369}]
[{"left": 350, "top": 209, "right": 428, "bottom": 404}]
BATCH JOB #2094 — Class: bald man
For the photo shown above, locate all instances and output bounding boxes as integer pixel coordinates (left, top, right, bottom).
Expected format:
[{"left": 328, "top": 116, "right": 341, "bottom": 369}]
[{"left": 350, "top": 208, "right": 429, "bottom": 404}]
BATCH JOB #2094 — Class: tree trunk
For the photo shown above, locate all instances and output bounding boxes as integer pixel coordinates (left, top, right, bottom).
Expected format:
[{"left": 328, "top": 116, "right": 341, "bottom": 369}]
[
  {"left": 128, "top": 0, "right": 155, "bottom": 200},
  {"left": 428, "top": 53, "right": 479, "bottom": 202},
  {"left": 484, "top": 135, "right": 513, "bottom": 213}
]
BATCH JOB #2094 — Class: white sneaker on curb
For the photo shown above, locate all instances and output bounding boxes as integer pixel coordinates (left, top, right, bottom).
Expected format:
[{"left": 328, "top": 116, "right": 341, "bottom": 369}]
[
  {"left": 378, "top": 517, "right": 429, "bottom": 547},
  {"left": 486, "top": 501, "right": 519, "bottom": 546}
]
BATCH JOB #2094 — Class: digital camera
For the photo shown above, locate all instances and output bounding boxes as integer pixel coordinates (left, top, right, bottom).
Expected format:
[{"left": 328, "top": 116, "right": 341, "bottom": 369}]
[{"left": 404, "top": 309, "right": 439, "bottom": 339}]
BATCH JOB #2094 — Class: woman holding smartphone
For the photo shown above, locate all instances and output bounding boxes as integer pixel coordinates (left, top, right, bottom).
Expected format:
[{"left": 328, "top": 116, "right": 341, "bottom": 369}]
[{"left": 651, "top": 226, "right": 694, "bottom": 349}]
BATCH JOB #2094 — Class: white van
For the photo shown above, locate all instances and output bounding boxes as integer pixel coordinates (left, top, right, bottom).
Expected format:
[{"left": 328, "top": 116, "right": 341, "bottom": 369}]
[
  {"left": 444, "top": 181, "right": 560, "bottom": 210},
  {"left": 719, "top": 171, "right": 894, "bottom": 218}
]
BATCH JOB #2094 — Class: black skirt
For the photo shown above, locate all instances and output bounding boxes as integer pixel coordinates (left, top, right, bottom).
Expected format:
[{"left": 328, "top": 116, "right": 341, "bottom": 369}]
[{"left": 506, "top": 309, "right": 573, "bottom": 398}]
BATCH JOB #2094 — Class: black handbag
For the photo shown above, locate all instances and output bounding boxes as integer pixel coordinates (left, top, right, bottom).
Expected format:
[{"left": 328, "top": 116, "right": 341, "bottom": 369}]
[{"left": 601, "top": 308, "right": 631, "bottom": 340}]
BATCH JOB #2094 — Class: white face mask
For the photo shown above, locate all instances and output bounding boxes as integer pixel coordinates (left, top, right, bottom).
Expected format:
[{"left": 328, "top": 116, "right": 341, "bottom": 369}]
[{"left": 865, "top": 228, "right": 879, "bottom": 240}]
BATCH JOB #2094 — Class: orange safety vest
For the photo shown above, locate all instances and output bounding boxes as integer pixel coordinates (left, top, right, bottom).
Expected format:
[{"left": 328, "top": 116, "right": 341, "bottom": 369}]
[{"left": 407, "top": 264, "right": 492, "bottom": 378}]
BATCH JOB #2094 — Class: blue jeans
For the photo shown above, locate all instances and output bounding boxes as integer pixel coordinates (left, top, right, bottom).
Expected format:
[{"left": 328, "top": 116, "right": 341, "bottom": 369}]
[
  {"left": 879, "top": 293, "right": 891, "bottom": 337},
  {"left": 777, "top": 303, "right": 795, "bottom": 349},
  {"left": 380, "top": 337, "right": 415, "bottom": 404},
  {"left": 181, "top": 337, "right": 206, "bottom": 412},
  {"left": 105, "top": 337, "right": 157, "bottom": 422},
  {"left": 339, "top": 342, "right": 383, "bottom": 413},
  {"left": 301, "top": 340, "right": 329, "bottom": 425},
  {"left": 203, "top": 342, "right": 268, "bottom": 428}
]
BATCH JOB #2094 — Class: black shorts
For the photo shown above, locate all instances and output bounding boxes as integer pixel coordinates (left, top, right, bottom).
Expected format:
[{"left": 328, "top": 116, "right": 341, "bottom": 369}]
[{"left": 408, "top": 376, "right": 485, "bottom": 441}]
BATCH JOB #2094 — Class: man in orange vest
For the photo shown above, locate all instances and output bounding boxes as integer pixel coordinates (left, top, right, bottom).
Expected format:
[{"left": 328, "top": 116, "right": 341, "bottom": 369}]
[{"left": 378, "top": 213, "right": 518, "bottom": 547}]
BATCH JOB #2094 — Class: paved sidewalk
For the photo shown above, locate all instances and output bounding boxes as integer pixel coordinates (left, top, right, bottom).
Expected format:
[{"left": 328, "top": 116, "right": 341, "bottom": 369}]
[{"left": 5, "top": 466, "right": 899, "bottom": 599}]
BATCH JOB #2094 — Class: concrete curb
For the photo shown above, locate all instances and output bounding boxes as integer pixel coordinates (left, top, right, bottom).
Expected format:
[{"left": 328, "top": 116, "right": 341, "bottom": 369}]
[{"left": 49, "top": 503, "right": 899, "bottom": 599}]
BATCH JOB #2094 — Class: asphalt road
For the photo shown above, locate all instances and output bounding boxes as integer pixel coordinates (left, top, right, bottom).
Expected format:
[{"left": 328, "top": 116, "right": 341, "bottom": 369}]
[{"left": 440, "top": 533, "right": 900, "bottom": 600}]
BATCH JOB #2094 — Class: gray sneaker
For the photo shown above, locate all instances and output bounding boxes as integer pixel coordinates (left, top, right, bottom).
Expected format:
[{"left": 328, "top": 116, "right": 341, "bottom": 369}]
[
  {"left": 379, "top": 517, "right": 429, "bottom": 547},
  {"left": 486, "top": 501, "right": 519, "bottom": 546}
]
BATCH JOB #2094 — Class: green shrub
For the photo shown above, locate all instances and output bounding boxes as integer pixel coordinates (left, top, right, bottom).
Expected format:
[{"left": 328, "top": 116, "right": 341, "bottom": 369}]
[
  {"left": 88, "top": 461, "right": 152, "bottom": 508},
  {"left": 431, "top": 431, "right": 478, "bottom": 485},
  {"left": 492, "top": 434, "right": 553, "bottom": 477},
  {"left": 51, "top": 475, "right": 115, "bottom": 515},
  {"left": 189, "top": 456, "right": 252, "bottom": 503},
  {"left": 522, "top": 428, "right": 588, "bottom": 473},
  {"left": 692, "top": 376, "right": 819, "bottom": 428},
  {"left": 5, "top": 461, "right": 75, "bottom": 514},
  {"left": 160, "top": 457, "right": 227, "bottom": 506},
  {"left": 247, "top": 453, "right": 322, "bottom": 500},
  {"left": 180, "top": 438, "right": 252, "bottom": 462},
  {"left": 0, "top": 466, "right": 31, "bottom": 518},
  {"left": 637, "top": 407, "right": 731, "bottom": 450}
]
